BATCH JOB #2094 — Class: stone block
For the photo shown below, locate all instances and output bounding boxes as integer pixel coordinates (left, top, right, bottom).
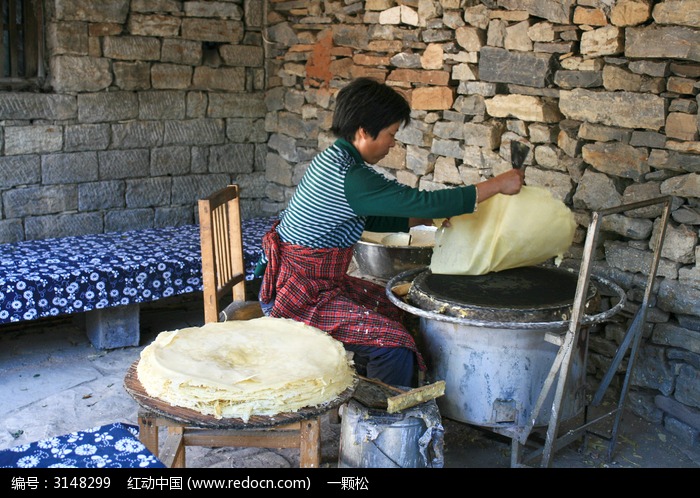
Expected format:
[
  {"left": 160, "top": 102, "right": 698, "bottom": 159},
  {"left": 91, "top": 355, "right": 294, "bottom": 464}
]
[
  {"left": 665, "top": 416, "right": 699, "bottom": 446},
  {"left": 412, "top": 86, "right": 454, "bottom": 110},
  {"left": 0, "top": 219, "right": 24, "bottom": 244},
  {"left": 98, "top": 149, "right": 150, "bottom": 179},
  {"left": 24, "top": 212, "right": 103, "bottom": 240},
  {"left": 104, "top": 209, "right": 154, "bottom": 232},
  {"left": 4, "top": 185, "right": 77, "bottom": 218},
  {"left": 50, "top": 55, "right": 112, "bottom": 92},
  {"left": 64, "top": 123, "right": 111, "bottom": 152},
  {"left": 0, "top": 93, "right": 76, "bottom": 120},
  {"left": 163, "top": 118, "right": 225, "bottom": 146},
  {"left": 85, "top": 305, "right": 140, "bottom": 350},
  {"left": 77, "top": 92, "right": 138, "bottom": 123},
  {"left": 103, "top": 35, "right": 160, "bottom": 61},
  {"left": 56, "top": 0, "right": 129, "bottom": 23},
  {"left": 78, "top": 181, "right": 125, "bottom": 211},
  {"left": 138, "top": 91, "right": 187, "bottom": 120},
  {"left": 4, "top": 125, "right": 63, "bottom": 155},
  {"left": 126, "top": 177, "right": 171, "bottom": 208},
  {"left": 0, "top": 155, "right": 41, "bottom": 189},
  {"left": 43, "top": 151, "right": 99, "bottom": 185},
  {"left": 478, "top": 46, "right": 554, "bottom": 88}
]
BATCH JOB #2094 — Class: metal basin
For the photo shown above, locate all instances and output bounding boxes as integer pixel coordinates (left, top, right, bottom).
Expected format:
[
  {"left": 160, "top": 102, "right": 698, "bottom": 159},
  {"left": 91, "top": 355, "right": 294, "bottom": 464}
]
[{"left": 353, "top": 228, "right": 435, "bottom": 281}]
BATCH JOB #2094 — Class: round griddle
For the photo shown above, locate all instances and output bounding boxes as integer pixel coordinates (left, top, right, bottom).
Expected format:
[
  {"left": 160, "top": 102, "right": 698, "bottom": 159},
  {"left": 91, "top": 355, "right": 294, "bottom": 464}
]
[
  {"left": 124, "top": 360, "right": 356, "bottom": 429},
  {"left": 407, "top": 266, "right": 598, "bottom": 323}
]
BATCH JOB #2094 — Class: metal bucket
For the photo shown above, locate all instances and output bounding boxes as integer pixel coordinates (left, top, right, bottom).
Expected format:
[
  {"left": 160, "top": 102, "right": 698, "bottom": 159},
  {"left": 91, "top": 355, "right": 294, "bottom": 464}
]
[
  {"left": 418, "top": 318, "right": 585, "bottom": 428},
  {"left": 338, "top": 398, "right": 443, "bottom": 468}
]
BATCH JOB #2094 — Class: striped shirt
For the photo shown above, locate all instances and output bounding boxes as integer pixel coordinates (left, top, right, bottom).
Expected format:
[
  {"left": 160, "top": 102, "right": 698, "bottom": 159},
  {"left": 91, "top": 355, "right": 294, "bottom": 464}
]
[
  {"left": 276, "top": 138, "right": 478, "bottom": 249},
  {"left": 277, "top": 139, "right": 364, "bottom": 248}
]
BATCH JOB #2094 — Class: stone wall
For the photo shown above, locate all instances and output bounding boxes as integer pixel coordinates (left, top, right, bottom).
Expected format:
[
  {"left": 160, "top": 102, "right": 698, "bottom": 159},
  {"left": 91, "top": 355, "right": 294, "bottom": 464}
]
[
  {"left": 0, "top": 0, "right": 269, "bottom": 243},
  {"left": 0, "top": 0, "right": 698, "bottom": 447},
  {"left": 263, "top": 0, "right": 700, "bottom": 444}
]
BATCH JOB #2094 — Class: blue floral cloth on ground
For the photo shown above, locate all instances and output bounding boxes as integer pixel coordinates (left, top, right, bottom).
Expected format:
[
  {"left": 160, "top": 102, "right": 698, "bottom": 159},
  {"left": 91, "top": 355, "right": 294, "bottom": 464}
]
[{"left": 0, "top": 423, "right": 165, "bottom": 468}]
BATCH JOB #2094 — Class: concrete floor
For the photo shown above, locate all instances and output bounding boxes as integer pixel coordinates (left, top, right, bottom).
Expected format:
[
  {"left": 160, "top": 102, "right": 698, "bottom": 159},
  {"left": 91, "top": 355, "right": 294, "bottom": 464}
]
[{"left": 1, "top": 295, "right": 699, "bottom": 470}]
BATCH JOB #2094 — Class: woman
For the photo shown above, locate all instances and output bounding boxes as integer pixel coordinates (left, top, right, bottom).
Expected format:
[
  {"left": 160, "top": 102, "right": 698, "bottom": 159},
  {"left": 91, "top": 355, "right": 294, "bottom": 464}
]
[{"left": 257, "top": 77, "right": 524, "bottom": 387}]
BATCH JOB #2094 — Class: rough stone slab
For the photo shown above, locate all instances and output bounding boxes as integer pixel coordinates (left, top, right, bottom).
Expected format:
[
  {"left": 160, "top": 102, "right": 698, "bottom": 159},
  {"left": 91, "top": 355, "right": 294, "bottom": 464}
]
[
  {"left": 478, "top": 46, "right": 554, "bottom": 88},
  {"left": 103, "top": 35, "right": 161, "bottom": 61},
  {"left": 656, "top": 395, "right": 700, "bottom": 431},
  {"left": 56, "top": 0, "right": 129, "bottom": 23},
  {"left": 626, "top": 25, "right": 700, "bottom": 62},
  {"left": 0, "top": 362, "right": 98, "bottom": 414},
  {"left": 559, "top": 88, "right": 666, "bottom": 130}
]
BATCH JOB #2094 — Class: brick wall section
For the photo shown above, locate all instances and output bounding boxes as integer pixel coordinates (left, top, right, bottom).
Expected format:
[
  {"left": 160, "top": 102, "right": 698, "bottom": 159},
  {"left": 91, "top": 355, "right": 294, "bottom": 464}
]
[
  {"left": 0, "top": 0, "right": 268, "bottom": 242},
  {"left": 262, "top": 0, "right": 700, "bottom": 444}
]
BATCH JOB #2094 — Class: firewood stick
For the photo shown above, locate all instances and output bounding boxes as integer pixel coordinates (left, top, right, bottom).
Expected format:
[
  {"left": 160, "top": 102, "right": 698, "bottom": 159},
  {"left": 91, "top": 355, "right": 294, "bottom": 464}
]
[
  {"left": 358, "top": 375, "right": 446, "bottom": 413},
  {"left": 358, "top": 375, "right": 405, "bottom": 394},
  {"left": 386, "top": 381, "right": 445, "bottom": 413}
]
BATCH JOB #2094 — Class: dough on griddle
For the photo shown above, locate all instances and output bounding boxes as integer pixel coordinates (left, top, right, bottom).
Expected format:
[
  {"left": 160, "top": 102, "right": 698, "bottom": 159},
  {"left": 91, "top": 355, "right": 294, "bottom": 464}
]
[
  {"left": 137, "top": 317, "right": 356, "bottom": 421},
  {"left": 431, "top": 185, "right": 575, "bottom": 275}
]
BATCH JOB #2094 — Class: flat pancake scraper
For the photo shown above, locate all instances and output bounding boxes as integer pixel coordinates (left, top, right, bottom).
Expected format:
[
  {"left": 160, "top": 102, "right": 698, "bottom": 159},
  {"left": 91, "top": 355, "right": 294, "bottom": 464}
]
[{"left": 510, "top": 140, "right": 530, "bottom": 170}]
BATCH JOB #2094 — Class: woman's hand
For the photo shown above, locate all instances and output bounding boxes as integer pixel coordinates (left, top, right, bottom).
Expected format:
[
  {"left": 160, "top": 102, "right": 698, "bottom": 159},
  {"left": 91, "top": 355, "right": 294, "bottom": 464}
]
[
  {"left": 476, "top": 168, "right": 525, "bottom": 203},
  {"left": 496, "top": 168, "right": 525, "bottom": 195}
]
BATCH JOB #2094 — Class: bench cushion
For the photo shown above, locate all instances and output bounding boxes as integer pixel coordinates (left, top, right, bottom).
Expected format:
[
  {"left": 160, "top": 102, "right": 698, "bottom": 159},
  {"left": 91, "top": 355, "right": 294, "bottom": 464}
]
[{"left": 0, "top": 218, "right": 275, "bottom": 326}]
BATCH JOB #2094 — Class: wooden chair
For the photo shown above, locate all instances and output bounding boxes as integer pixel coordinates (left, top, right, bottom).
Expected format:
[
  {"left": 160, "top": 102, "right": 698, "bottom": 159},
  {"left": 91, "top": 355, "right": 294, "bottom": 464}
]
[
  {"left": 198, "top": 184, "right": 264, "bottom": 323},
  {"left": 136, "top": 184, "right": 326, "bottom": 468}
]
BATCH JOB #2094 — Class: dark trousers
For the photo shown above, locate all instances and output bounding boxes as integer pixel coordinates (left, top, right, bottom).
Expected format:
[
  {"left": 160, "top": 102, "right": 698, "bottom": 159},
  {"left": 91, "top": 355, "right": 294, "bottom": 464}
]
[{"left": 343, "top": 343, "right": 415, "bottom": 388}]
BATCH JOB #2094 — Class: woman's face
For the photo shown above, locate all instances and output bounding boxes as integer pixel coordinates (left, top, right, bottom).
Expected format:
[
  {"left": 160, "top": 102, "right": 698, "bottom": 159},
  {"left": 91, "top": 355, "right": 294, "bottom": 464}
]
[{"left": 353, "top": 122, "right": 401, "bottom": 165}]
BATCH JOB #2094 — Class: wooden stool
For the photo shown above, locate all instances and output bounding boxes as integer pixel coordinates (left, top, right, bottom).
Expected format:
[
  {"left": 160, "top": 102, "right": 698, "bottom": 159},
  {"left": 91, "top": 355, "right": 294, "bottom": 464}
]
[
  {"left": 137, "top": 409, "right": 322, "bottom": 468},
  {"left": 125, "top": 361, "right": 353, "bottom": 468}
]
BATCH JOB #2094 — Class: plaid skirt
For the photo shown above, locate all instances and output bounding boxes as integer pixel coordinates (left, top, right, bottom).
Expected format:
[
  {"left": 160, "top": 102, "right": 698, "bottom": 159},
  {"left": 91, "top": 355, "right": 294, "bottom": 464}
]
[{"left": 260, "top": 222, "right": 425, "bottom": 371}]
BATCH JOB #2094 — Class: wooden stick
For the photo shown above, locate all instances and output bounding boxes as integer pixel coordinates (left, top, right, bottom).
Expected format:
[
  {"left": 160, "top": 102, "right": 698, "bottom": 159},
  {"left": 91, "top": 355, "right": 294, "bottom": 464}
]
[{"left": 358, "top": 375, "right": 405, "bottom": 394}]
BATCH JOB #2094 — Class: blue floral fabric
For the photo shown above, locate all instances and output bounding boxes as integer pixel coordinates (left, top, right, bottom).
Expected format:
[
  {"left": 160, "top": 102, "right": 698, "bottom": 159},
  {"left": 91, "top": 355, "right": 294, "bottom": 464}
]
[
  {"left": 0, "top": 218, "right": 276, "bottom": 325},
  {"left": 0, "top": 423, "right": 165, "bottom": 468}
]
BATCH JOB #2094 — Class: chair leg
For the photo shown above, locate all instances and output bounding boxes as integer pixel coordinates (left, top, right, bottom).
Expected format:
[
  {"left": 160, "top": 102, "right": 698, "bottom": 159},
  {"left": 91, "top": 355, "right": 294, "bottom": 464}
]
[
  {"left": 298, "top": 417, "right": 321, "bottom": 468},
  {"left": 161, "top": 426, "right": 186, "bottom": 468},
  {"left": 138, "top": 410, "right": 159, "bottom": 456},
  {"left": 328, "top": 406, "right": 342, "bottom": 424}
]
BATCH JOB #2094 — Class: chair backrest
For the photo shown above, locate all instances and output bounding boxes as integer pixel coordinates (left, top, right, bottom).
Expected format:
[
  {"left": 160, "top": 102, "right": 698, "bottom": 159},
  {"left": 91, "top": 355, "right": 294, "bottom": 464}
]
[{"left": 198, "top": 185, "right": 247, "bottom": 324}]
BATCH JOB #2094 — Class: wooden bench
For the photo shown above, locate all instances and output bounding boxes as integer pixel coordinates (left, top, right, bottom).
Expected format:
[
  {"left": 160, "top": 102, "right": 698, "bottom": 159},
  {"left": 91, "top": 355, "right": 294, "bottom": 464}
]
[{"left": 0, "top": 218, "right": 275, "bottom": 349}]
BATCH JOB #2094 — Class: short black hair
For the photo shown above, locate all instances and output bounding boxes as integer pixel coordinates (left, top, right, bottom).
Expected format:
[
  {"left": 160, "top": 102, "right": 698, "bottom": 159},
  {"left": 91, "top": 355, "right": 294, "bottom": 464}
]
[{"left": 330, "top": 77, "right": 411, "bottom": 142}]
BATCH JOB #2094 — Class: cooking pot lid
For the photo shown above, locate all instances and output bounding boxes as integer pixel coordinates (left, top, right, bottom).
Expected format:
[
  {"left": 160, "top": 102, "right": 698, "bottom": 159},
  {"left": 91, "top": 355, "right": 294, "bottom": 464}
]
[{"left": 407, "top": 266, "right": 597, "bottom": 323}]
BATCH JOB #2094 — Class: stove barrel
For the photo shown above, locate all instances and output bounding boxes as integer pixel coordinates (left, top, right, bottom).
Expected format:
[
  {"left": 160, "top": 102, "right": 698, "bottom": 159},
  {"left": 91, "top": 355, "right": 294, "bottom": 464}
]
[
  {"left": 418, "top": 316, "right": 586, "bottom": 428},
  {"left": 387, "top": 266, "right": 625, "bottom": 431}
]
